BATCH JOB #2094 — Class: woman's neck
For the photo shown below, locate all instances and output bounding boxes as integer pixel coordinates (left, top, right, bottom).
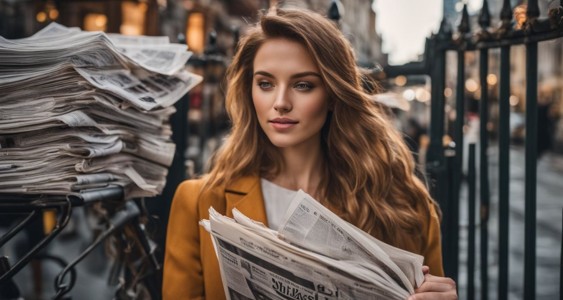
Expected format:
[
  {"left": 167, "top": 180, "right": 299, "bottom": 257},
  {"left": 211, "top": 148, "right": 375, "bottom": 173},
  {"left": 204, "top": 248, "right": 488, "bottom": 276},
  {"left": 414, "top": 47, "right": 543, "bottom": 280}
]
[{"left": 269, "top": 144, "right": 324, "bottom": 199}]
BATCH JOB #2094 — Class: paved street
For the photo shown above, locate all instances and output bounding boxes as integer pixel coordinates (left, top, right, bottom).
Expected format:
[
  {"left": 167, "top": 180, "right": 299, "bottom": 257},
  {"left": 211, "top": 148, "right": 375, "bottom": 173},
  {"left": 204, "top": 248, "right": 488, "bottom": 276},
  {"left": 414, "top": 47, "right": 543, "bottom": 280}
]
[{"left": 457, "top": 145, "right": 563, "bottom": 300}]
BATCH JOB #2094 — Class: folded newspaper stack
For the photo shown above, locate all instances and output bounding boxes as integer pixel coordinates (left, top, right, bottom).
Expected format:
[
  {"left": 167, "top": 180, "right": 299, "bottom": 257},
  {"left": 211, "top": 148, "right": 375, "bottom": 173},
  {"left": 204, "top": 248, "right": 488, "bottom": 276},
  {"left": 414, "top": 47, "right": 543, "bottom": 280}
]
[
  {"left": 201, "top": 190, "right": 425, "bottom": 300},
  {"left": 0, "top": 23, "right": 202, "bottom": 198}
]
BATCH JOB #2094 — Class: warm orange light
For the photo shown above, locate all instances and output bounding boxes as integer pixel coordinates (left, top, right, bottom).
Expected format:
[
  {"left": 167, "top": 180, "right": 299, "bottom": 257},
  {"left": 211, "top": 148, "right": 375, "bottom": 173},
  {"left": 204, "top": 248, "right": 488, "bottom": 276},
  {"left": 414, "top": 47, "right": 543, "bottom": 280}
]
[
  {"left": 95, "top": 15, "right": 107, "bottom": 27},
  {"left": 186, "top": 12, "right": 205, "bottom": 53},
  {"left": 419, "top": 90, "right": 431, "bottom": 102},
  {"left": 444, "top": 87, "right": 453, "bottom": 98},
  {"left": 36, "top": 11, "right": 47, "bottom": 23},
  {"left": 84, "top": 13, "right": 107, "bottom": 31},
  {"left": 509, "top": 95, "right": 520, "bottom": 106},
  {"left": 465, "top": 78, "right": 479, "bottom": 93},
  {"left": 120, "top": 1, "right": 147, "bottom": 35},
  {"left": 487, "top": 74, "right": 498, "bottom": 85},
  {"left": 48, "top": 8, "right": 59, "bottom": 20},
  {"left": 394, "top": 75, "right": 407, "bottom": 87}
]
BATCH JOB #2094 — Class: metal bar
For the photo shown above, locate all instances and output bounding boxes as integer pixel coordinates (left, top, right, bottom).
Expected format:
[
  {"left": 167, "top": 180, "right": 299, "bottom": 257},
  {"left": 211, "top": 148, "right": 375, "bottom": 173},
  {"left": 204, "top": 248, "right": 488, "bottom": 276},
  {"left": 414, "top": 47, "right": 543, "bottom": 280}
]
[
  {"left": 500, "top": 0, "right": 513, "bottom": 23},
  {"left": 440, "top": 21, "right": 563, "bottom": 51},
  {"left": 132, "top": 218, "right": 160, "bottom": 273},
  {"left": 468, "top": 143, "right": 477, "bottom": 300},
  {"left": 0, "top": 186, "right": 123, "bottom": 211},
  {"left": 0, "top": 257, "right": 20, "bottom": 298},
  {"left": 524, "top": 40, "right": 538, "bottom": 300},
  {"left": 427, "top": 43, "right": 447, "bottom": 203},
  {"left": 479, "top": 47, "right": 490, "bottom": 300},
  {"left": 443, "top": 144, "right": 454, "bottom": 280},
  {"left": 53, "top": 201, "right": 140, "bottom": 299},
  {"left": 0, "top": 199, "right": 72, "bottom": 284},
  {"left": 449, "top": 49, "right": 466, "bottom": 284},
  {"left": 0, "top": 197, "right": 71, "bottom": 211},
  {"left": 498, "top": 44, "right": 511, "bottom": 300},
  {"left": 527, "top": 0, "right": 540, "bottom": 19},
  {"left": 478, "top": 0, "right": 491, "bottom": 30},
  {"left": 452, "top": 13, "right": 470, "bottom": 284},
  {"left": 0, "top": 211, "right": 39, "bottom": 247},
  {"left": 131, "top": 220, "right": 161, "bottom": 300},
  {"left": 75, "top": 185, "right": 124, "bottom": 205},
  {"left": 383, "top": 61, "right": 429, "bottom": 77}
]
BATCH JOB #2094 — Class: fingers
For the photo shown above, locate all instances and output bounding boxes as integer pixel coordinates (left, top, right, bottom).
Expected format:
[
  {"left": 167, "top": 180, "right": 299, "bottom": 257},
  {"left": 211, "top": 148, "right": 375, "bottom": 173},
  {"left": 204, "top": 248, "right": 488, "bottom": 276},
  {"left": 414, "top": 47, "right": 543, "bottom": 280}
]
[
  {"left": 408, "top": 291, "right": 457, "bottom": 300},
  {"left": 420, "top": 273, "right": 456, "bottom": 286},
  {"left": 415, "top": 280, "right": 455, "bottom": 293},
  {"left": 421, "top": 265, "right": 430, "bottom": 275},
  {"left": 408, "top": 274, "right": 457, "bottom": 300}
]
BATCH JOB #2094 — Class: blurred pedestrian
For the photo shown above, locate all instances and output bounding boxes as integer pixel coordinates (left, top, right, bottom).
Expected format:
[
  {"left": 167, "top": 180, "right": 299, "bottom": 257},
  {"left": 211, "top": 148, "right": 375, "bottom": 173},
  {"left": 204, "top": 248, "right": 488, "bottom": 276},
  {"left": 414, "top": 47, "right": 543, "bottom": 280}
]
[{"left": 537, "top": 98, "right": 554, "bottom": 158}]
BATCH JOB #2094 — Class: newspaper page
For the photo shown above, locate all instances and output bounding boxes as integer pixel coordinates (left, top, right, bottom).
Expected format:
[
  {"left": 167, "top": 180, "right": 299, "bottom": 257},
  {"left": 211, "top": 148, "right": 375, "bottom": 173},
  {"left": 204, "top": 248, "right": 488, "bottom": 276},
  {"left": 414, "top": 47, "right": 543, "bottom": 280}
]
[
  {"left": 203, "top": 208, "right": 410, "bottom": 300},
  {"left": 278, "top": 190, "right": 425, "bottom": 291},
  {"left": 201, "top": 187, "right": 427, "bottom": 300}
]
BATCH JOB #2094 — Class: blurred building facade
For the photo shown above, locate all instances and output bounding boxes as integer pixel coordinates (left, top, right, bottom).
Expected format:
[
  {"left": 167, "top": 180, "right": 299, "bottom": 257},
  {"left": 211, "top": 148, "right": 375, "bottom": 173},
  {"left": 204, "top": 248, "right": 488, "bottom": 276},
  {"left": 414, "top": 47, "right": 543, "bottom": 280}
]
[
  {"left": 0, "top": 0, "right": 161, "bottom": 38},
  {"left": 282, "top": 0, "right": 387, "bottom": 68}
]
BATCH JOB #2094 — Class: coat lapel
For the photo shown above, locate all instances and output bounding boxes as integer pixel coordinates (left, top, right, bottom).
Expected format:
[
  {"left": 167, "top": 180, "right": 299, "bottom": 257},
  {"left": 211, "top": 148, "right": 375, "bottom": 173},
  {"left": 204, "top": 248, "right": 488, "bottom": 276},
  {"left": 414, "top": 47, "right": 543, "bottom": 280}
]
[{"left": 224, "top": 176, "right": 269, "bottom": 226}]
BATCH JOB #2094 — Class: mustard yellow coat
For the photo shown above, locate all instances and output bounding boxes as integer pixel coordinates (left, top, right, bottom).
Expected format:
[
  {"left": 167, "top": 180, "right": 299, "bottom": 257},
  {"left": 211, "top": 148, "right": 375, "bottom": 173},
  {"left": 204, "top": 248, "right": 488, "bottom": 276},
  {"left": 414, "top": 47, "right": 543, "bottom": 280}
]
[{"left": 163, "top": 176, "right": 444, "bottom": 300}]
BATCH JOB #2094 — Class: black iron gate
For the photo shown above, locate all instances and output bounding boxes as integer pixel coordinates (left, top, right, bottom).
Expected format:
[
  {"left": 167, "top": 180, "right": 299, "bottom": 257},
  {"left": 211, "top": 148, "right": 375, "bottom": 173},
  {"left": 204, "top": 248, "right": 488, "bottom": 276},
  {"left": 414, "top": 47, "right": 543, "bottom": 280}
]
[{"left": 384, "top": 0, "right": 563, "bottom": 299}]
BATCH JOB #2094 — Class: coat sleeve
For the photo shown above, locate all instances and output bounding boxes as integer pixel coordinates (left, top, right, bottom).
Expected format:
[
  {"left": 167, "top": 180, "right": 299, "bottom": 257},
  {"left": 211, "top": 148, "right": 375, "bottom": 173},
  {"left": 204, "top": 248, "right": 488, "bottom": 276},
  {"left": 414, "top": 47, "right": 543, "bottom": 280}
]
[
  {"left": 163, "top": 180, "right": 205, "bottom": 299},
  {"left": 422, "top": 200, "right": 445, "bottom": 277}
]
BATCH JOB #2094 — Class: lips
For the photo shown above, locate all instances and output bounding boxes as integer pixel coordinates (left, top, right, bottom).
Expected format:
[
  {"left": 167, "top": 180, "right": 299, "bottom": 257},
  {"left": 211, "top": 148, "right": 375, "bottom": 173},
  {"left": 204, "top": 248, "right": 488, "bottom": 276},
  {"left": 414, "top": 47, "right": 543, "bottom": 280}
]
[
  {"left": 269, "top": 118, "right": 298, "bottom": 130},
  {"left": 270, "top": 118, "right": 298, "bottom": 124}
]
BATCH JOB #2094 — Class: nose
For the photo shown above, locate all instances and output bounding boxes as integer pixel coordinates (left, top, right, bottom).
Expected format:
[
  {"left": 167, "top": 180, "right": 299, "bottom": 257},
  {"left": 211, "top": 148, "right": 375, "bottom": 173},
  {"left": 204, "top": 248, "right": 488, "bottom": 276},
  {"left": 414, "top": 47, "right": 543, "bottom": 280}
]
[{"left": 273, "top": 87, "right": 292, "bottom": 113}]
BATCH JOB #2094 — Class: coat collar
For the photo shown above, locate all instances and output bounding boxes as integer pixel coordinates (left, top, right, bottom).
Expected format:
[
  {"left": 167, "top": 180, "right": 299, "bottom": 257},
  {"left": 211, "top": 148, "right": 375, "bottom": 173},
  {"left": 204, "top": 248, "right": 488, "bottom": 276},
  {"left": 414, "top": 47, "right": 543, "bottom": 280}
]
[{"left": 224, "top": 175, "right": 268, "bottom": 226}]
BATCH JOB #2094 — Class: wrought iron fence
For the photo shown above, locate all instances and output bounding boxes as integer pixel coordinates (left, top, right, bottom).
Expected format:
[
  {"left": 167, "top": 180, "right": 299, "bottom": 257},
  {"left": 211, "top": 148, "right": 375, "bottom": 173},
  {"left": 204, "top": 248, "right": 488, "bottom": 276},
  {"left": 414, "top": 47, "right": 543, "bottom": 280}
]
[{"left": 384, "top": 0, "right": 563, "bottom": 299}]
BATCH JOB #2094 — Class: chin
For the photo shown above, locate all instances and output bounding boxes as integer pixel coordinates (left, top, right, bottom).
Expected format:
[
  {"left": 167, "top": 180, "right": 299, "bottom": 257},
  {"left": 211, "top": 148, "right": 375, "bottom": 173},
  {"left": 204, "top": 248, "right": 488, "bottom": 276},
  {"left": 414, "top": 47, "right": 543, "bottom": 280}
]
[
  {"left": 265, "top": 135, "right": 298, "bottom": 148},
  {"left": 268, "top": 139, "right": 296, "bottom": 148}
]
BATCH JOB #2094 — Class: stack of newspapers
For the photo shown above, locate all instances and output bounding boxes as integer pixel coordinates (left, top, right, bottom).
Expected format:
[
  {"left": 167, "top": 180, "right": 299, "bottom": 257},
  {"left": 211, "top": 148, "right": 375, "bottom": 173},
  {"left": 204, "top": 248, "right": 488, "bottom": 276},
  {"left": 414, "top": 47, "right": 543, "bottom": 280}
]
[
  {"left": 0, "top": 23, "right": 201, "bottom": 198},
  {"left": 202, "top": 190, "right": 425, "bottom": 300}
]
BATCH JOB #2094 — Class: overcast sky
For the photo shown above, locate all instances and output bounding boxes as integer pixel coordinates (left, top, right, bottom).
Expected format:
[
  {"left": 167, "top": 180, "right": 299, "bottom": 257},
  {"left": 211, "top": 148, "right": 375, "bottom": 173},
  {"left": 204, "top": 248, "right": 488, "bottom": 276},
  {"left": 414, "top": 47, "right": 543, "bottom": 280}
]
[{"left": 372, "top": 0, "right": 483, "bottom": 65}]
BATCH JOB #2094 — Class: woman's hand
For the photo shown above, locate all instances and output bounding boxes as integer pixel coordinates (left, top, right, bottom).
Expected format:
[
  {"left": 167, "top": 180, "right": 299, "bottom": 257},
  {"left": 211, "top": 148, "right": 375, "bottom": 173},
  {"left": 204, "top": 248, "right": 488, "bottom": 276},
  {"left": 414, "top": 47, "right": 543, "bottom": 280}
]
[{"left": 407, "top": 266, "right": 457, "bottom": 300}]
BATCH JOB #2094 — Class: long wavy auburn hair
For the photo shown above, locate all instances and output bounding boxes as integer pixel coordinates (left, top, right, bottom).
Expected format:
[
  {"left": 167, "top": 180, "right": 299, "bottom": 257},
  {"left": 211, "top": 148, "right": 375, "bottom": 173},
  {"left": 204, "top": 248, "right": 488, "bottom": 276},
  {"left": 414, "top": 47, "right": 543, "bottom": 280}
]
[{"left": 203, "top": 7, "right": 436, "bottom": 247}]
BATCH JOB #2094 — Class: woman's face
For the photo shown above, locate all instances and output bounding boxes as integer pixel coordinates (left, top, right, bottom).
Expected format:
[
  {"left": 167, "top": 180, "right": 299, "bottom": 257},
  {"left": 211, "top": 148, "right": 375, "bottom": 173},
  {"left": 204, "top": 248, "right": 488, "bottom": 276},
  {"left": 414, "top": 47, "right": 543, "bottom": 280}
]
[{"left": 252, "top": 38, "right": 329, "bottom": 150}]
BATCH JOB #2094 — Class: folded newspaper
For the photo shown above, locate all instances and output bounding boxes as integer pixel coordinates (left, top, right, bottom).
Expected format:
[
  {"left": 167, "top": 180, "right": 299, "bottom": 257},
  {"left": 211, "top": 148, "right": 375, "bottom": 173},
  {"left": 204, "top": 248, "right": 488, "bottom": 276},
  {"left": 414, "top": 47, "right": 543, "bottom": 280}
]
[
  {"left": 200, "top": 190, "right": 425, "bottom": 300},
  {"left": 0, "top": 23, "right": 202, "bottom": 198}
]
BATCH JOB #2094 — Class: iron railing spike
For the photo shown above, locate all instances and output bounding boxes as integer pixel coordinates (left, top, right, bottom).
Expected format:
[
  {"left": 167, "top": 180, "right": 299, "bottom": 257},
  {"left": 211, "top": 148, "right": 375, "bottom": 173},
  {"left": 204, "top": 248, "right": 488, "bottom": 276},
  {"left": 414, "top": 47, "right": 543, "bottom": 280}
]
[
  {"left": 500, "top": 0, "right": 512, "bottom": 22},
  {"left": 458, "top": 4, "right": 471, "bottom": 34},
  {"left": 438, "top": 17, "right": 453, "bottom": 40},
  {"left": 479, "top": 0, "right": 491, "bottom": 28},
  {"left": 527, "top": 0, "right": 540, "bottom": 19},
  {"left": 328, "top": 0, "right": 342, "bottom": 22}
]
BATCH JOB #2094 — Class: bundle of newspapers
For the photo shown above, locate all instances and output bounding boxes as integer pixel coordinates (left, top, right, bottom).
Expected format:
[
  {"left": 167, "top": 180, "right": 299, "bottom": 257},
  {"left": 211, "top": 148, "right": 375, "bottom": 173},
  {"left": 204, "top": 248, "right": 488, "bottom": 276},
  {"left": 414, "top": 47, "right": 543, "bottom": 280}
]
[
  {"left": 0, "top": 23, "right": 202, "bottom": 199},
  {"left": 201, "top": 190, "right": 425, "bottom": 300}
]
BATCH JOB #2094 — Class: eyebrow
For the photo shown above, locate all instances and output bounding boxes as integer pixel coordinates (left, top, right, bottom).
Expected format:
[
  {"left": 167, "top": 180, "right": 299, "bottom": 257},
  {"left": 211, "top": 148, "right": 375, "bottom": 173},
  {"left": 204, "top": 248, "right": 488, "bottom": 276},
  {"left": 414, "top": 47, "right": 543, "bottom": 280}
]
[{"left": 253, "top": 71, "right": 321, "bottom": 79}]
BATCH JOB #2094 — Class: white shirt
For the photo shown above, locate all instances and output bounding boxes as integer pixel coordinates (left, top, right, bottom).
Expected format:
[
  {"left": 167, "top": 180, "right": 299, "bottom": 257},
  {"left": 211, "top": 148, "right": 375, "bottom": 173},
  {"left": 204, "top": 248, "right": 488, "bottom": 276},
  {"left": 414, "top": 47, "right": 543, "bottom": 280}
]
[{"left": 260, "top": 178, "right": 297, "bottom": 230}]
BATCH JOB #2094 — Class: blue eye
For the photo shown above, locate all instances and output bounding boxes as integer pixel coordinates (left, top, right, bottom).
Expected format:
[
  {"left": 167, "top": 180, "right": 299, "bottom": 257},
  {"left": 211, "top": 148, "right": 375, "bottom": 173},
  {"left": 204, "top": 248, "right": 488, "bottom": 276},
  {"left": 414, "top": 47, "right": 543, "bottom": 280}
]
[
  {"left": 258, "top": 81, "right": 273, "bottom": 90},
  {"left": 294, "top": 82, "right": 313, "bottom": 91}
]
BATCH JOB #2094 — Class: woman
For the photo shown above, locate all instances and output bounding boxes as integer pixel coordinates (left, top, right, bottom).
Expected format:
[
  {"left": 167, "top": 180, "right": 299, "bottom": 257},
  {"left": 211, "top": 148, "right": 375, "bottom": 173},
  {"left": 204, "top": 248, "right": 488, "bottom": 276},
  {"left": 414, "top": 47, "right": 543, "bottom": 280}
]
[{"left": 163, "top": 6, "right": 456, "bottom": 300}]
